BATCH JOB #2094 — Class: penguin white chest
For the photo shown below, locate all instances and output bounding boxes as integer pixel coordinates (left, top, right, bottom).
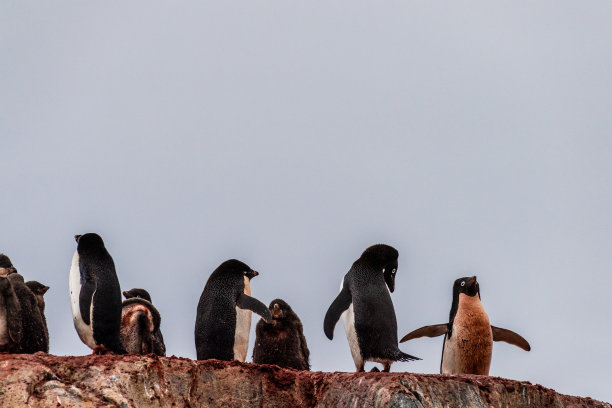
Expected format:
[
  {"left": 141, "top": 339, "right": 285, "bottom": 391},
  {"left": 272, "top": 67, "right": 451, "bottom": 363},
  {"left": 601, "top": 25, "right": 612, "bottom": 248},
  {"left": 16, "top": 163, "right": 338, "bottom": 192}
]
[
  {"left": 233, "top": 276, "right": 252, "bottom": 362},
  {"left": 442, "top": 294, "right": 493, "bottom": 375},
  {"left": 69, "top": 251, "right": 96, "bottom": 349},
  {"left": 339, "top": 280, "right": 362, "bottom": 370}
]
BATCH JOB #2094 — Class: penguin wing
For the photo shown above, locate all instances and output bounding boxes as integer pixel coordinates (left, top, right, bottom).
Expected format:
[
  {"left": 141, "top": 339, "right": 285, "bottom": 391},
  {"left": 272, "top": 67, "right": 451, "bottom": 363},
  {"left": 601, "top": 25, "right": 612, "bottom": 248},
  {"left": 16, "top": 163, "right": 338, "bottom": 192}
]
[
  {"left": 236, "top": 293, "right": 273, "bottom": 322},
  {"left": 491, "top": 326, "right": 531, "bottom": 351},
  {"left": 79, "top": 278, "right": 95, "bottom": 326},
  {"left": 400, "top": 324, "right": 447, "bottom": 343},
  {"left": 323, "top": 284, "right": 351, "bottom": 340}
]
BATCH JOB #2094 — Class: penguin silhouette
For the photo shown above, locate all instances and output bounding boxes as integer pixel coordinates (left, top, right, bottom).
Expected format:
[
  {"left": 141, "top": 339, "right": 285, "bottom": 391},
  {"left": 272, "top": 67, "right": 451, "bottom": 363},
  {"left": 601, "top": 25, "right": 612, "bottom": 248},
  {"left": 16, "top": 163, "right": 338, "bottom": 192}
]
[
  {"left": 253, "top": 298, "right": 310, "bottom": 370},
  {"left": 324, "top": 244, "right": 419, "bottom": 372},
  {"left": 69, "top": 233, "right": 126, "bottom": 354},
  {"left": 195, "top": 259, "right": 272, "bottom": 361}
]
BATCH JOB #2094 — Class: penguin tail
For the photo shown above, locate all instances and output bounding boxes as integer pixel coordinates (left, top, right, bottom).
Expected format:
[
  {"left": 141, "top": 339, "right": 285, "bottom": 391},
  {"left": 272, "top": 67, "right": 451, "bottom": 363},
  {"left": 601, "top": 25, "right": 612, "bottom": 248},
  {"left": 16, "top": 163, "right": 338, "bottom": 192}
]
[{"left": 391, "top": 348, "right": 421, "bottom": 362}]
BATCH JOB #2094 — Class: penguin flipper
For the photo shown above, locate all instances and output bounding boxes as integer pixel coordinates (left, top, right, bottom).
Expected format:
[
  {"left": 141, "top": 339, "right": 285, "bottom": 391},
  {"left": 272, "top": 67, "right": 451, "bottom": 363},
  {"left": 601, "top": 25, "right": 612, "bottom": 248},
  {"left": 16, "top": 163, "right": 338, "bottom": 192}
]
[
  {"left": 323, "top": 284, "right": 351, "bottom": 340},
  {"left": 491, "top": 326, "right": 531, "bottom": 351},
  {"left": 237, "top": 293, "right": 272, "bottom": 322},
  {"left": 79, "top": 279, "right": 95, "bottom": 326},
  {"left": 400, "top": 324, "right": 447, "bottom": 343}
]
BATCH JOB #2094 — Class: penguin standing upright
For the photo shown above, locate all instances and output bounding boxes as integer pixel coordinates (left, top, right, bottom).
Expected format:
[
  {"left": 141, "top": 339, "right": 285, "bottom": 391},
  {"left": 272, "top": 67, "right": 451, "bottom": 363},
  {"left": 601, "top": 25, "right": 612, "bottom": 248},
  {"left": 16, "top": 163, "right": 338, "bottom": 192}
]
[
  {"left": 69, "top": 233, "right": 126, "bottom": 354},
  {"left": 0, "top": 263, "right": 22, "bottom": 353},
  {"left": 25, "top": 280, "right": 50, "bottom": 352},
  {"left": 120, "top": 288, "right": 166, "bottom": 356},
  {"left": 195, "top": 259, "right": 272, "bottom": 362},
  {"left": 324, "top": 244, "right": 419, "bottom": 372},
  {"left": 252, "top": 298, "right": 310, "bottom": 370},
  {"left": 400, "top": 276, "right": 530, "bottom": 375}
]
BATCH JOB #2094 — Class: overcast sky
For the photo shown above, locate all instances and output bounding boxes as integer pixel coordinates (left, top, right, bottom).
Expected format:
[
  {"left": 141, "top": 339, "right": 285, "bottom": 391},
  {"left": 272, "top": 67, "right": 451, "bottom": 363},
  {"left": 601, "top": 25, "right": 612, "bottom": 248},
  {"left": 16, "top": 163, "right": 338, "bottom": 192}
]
[{"left": 1, "top": 1, "right": 611, "bottom": 403}]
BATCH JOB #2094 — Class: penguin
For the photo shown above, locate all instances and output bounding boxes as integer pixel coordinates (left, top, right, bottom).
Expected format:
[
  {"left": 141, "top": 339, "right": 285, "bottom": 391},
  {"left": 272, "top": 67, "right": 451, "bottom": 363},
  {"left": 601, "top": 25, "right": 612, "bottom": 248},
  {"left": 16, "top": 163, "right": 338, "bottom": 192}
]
[
  {"left": 25, "top": 281, "right": 50, "bottom": 352},
  {"left": 120, "top": 288, "right": 166, "bottom": 356},
  {"left": 324, "top": 244, "right": 420, "bottom": 372},
  {"left": 252, "top": 298, "right": 310, "bottom": 370},
  {"left": 0, "top": 266, "right": 22, "bottom": 353},
  {"left": 69, "top": 233, "right": 126, "bottom": 354},
  {"left": 5, "top": 272, "right": 48, "bottom": 353},
  {"left": 400, "top": 276, "right": 530, "bottom": 375},
  {"left": 195, "top": 259, "right": 272, "bottom": 362}
]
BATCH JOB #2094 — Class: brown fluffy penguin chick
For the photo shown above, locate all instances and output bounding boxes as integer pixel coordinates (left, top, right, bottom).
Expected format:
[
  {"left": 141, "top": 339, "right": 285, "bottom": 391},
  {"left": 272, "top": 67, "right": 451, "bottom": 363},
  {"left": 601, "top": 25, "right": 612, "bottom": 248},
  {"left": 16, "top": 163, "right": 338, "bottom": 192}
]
[
  {"left": 25, "top": 281, "right": 50, "bottom": 352},
  {"left": 0, "top": 273, "right": 23, "bottom": 353},
  {"left": 120, "top": 288, "right": 166, "bottom": 356},
  {"left": 253, "top": 299, "right": 310, "bottom": 370}
]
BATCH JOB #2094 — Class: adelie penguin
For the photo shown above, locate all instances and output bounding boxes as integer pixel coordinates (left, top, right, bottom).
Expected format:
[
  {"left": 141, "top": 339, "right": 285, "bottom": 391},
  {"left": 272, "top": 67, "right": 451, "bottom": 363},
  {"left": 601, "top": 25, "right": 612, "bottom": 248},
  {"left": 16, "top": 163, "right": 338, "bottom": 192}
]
[
  {"left": 253, "top": 298, "right": 310, "bottom": 370},
  {"left": 195, "top": 259, "right": 272, "bottom": 362},
  {"left": 121, "top": 288, "right": 166, "bottom": 356},
  {"left": 400, "top": 276, "right": 530, "bottom": 375},
  {"left": 69, "top": 233, "right": 126, "bottom": 354},
  {"left": 324, "top": 244, "right": 419, "bottom": 372}
]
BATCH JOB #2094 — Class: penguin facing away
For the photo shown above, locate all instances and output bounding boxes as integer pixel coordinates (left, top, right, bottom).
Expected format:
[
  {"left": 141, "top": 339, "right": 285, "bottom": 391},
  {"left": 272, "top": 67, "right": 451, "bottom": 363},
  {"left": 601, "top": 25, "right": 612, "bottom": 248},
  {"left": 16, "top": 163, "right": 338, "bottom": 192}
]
[
  {"left": 324, "top": 244, "right": 420, "bottom": 372},
  {"left": 400, "top": 276, "right": 530, "bottom": 375},
  {"left": 121, "top": 288, "right": 166, "bottom": 356},
  {"left": 253, "top": 298, "right": 310, "bottom": 370},
  {"left": 195, "top": 259, "right": 272, "bottom": 362},
  {"left": 69, "top": 233, "right": 126, "bottom": 354}
]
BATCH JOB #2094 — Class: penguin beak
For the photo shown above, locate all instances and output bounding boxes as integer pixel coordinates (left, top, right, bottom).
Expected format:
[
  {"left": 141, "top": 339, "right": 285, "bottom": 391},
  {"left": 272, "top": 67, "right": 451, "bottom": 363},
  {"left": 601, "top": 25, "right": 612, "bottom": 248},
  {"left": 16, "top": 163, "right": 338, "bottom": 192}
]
[
  {"left": 246, "top": 270, "right": 259, "bottom": 279},
  {"left": 384, "top": 271, "right": 395, "bottom": 293},
  {"left": 122, "top": 291, "right": 130, "bottom": 299},
  {"left": 272, "top": 303, "right": 283, "bottom": 319},
  {"left": 74, "top": 235, "right": 82, "bottom": 243}
]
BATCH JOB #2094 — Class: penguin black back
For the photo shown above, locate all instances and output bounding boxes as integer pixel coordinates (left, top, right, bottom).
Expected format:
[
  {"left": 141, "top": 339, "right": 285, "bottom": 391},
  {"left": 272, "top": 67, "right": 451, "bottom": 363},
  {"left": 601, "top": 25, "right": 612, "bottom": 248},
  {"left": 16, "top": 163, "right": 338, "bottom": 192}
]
[
  {"left": 253, "top": 298, "right": 310, "bottom": 370},
  {"left": 73, "top": 233, "right": 125, "bottom": 354},
  {"left": 195, "top": 259, "right": 271, "bottom": 361},
  {"left": 324, "top": 244, "right": 419, "bottom": 372}
]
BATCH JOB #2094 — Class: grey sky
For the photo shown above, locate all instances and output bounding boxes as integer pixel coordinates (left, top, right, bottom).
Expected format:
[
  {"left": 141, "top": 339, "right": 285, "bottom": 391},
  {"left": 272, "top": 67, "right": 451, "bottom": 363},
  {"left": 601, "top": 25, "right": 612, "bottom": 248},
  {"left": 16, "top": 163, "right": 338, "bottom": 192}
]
[{"left": 2, "top": 1, "right": 611, "bottom": 403}]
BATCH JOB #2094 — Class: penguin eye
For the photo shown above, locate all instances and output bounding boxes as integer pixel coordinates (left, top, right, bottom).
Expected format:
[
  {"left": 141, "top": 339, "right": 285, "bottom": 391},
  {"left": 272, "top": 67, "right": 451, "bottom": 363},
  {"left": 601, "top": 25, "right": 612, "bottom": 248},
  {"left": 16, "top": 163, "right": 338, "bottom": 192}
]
[
  {"left": 461, "top": 281, "right": 465, "bottom": 287},
  {"left": 382, "top": 268, "right": 385, "bottom": 273},
  {"left": 392, "top": 268, "right": 396, "bottom": 275}
]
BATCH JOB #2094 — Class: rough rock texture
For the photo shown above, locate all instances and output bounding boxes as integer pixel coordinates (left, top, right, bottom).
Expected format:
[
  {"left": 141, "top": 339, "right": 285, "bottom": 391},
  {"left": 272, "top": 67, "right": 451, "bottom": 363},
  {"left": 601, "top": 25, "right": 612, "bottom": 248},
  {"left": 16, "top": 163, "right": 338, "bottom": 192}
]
[{"left": 0, "top": 354, "right": 608, "bottom": 408}]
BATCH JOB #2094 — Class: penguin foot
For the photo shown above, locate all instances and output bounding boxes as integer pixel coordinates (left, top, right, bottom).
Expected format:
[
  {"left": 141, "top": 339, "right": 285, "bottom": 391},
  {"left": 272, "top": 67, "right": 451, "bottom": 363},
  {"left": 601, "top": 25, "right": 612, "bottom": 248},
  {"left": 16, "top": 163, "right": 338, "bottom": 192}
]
[{"left": 370, "top": 367, "right": 380, "bottom": 372}]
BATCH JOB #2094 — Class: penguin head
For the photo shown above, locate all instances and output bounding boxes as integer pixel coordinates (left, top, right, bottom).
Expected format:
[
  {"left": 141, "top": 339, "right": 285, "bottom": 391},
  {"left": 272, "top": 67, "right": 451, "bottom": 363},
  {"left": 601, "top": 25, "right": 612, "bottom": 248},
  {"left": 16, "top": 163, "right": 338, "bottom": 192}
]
[
  {"left": 25, "top": 281, "right": 50, "bottom": 313},
  {"left": 266, "top": 298, "right": 301, "bottom": 329},
  {"left": 123, "top": 288, "right": 152, "bottom": 302},
  {"left": 360, "top": 244, "right": 399, "bottom": 292},
  {"left": 0, "top": 254, "right": 17, "bottom": 275},
  {"left": 75, "top": 233, "right": 106, "bottom": 252},
  {"left": 218, "top": 259, "right": 258, "bottom": 281},
  {"left": 453, "top": 276, "right": 480, "bottom": 298}
]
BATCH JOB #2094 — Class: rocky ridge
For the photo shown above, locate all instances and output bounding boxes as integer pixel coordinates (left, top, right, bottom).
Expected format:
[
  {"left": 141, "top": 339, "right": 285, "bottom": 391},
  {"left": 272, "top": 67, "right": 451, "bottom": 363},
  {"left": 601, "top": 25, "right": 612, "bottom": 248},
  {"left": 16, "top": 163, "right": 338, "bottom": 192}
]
[{"left": 0, "top": 354, "right": 608, "bottom": 407}]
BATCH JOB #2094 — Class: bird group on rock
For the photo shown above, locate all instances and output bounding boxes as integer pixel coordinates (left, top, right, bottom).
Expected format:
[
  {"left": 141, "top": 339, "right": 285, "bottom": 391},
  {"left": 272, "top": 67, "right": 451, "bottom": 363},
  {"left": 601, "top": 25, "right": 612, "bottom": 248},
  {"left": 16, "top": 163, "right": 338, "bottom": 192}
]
[{"left": 0, "top": 232, "right": 531, "bottom": 376}]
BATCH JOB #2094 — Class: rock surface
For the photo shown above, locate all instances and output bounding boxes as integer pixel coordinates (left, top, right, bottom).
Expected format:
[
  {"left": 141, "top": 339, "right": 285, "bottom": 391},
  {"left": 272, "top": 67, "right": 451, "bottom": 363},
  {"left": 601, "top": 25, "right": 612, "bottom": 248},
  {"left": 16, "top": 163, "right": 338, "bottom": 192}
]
[{"left": 0, "top": 354, "right": 608, "bottom": 408}]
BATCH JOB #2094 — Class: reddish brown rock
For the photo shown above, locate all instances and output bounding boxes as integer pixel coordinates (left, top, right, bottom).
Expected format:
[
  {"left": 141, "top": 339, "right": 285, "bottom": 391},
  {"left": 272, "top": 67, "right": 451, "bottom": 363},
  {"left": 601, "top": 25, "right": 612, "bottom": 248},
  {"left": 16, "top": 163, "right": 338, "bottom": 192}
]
[{"left": 0, "top": 353, "right": 608, "bottom": 407}]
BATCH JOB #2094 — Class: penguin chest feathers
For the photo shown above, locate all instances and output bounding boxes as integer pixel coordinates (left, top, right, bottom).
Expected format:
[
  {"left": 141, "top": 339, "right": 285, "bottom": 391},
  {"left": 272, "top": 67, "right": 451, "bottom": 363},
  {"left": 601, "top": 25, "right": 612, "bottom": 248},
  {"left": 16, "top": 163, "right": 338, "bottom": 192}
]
[
  {"left": 443, "top": 293, "right": 493, "bottom": 375},
  {"left": 233, "top": 276, "right": 252, "bottom": 362}
]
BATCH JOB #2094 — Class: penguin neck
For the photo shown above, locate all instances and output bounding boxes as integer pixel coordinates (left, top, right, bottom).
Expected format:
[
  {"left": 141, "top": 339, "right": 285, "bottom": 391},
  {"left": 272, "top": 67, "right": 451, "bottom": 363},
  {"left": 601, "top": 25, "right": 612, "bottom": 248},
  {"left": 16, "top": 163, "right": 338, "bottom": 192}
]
[{"left": 243, "top": 276, "right": 251, "bottom": 296}]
